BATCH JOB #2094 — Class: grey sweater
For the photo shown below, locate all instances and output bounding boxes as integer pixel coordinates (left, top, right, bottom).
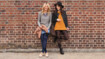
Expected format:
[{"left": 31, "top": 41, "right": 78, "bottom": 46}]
[{"left": 38, "top": 11, "right": 52, "bottom": 29}]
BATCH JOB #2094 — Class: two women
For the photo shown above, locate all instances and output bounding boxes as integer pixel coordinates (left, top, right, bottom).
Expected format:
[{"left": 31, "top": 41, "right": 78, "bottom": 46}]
[{"left": 36, "top": 1, "right": 69, "bottom": 57}]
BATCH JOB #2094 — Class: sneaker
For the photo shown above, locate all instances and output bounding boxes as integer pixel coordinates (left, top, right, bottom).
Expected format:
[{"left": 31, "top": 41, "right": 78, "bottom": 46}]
[
  {"left": 39, "top": 52, "right": 44, "bottom": 57},
  {"left": 45, "top": 52, "right": 48, "bottom": 57}
]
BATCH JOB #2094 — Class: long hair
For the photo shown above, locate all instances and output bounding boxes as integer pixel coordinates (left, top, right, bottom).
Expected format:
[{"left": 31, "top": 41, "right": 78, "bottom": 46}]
[
  {"left": 54, "top": 5, "right": 64, "bottom": 14},
  {"left": 42, "top": 3, "right": 51, "bottom": 14}
]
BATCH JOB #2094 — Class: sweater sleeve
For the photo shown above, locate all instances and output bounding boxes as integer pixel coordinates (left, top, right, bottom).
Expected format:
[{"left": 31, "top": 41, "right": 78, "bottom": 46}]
[
  {"left": 37, "top": 12, "right": 41, "bottom": 26},
  {"left": 52, "top": 12, "right": 58, "bottom": 24},
  {"left": 47, "top": 12, "right": 52, "bottom": 29},
  {"left": 65, "top": 11, "right": 68, "bottom": 27}
]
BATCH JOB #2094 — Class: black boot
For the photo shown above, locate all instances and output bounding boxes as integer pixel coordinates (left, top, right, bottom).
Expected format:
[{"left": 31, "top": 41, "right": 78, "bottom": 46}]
[
  {"left": 60, "top": 48, "right": 64, "bottom": 55},
  {"left": 58, "top": 43, "right": 64, "bottom": 55}
]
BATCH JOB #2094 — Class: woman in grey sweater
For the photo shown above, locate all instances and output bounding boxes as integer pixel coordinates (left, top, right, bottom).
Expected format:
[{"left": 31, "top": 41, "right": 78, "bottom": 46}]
[{"left": 38, "top": 3, "right": 52, "bottom": 57}]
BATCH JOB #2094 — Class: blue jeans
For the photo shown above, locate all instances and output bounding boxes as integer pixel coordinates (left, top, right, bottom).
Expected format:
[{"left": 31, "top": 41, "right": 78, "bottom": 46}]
[
  {"left": 41, "top": 33, "right": 48, "bottom": 53},
  {"left": 41, "top": 29, "right": 50, "bottom": 34}
]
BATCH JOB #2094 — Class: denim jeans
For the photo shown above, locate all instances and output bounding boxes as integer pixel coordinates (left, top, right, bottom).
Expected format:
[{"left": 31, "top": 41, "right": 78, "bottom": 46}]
[
  {"left": 41, "top": 33, "right": 48, "bottom": 53},
  {"left": 41, "top": 29, "right": 50, "bottom": 34}
]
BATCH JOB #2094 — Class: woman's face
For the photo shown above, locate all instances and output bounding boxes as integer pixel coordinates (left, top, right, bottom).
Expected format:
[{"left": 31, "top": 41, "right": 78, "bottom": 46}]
[
  {"left": 56, "top": 5, "right": 61, "bottom": 10},
  {"left": 44, "top": 5, "right": 49, "bottom": 11}
]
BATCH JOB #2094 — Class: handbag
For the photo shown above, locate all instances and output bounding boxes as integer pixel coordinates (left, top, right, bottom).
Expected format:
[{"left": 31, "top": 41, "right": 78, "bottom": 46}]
[{"left": 50, "top": 25, "right": 56, "bottom": 36}]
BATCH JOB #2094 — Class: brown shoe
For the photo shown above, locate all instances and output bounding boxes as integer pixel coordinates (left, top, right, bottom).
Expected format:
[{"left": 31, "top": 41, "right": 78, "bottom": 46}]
[
  {"left": 45, "top": 52, "right": 48, "bottom": 57},
  {"left": 39, "top": 52, "right": 44, "bottom": 57}
]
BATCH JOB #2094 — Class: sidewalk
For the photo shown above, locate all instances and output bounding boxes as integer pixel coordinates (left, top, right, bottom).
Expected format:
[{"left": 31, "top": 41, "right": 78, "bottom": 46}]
[{"left": 0, "top": 52, "right": 105, "bottom": 59}]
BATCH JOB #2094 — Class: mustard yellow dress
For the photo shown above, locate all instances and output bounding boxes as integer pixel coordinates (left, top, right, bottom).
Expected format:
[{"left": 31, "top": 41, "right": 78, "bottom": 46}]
[{"left": 54, "top": 11, "right": 66, "bottom": 30}]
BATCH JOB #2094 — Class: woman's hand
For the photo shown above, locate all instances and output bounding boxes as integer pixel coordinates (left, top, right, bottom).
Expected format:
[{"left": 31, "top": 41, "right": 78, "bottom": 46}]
[
  {"left": 67, "top": 27, "right": 69, "bottom": 31},
  {"left": 46, "top": 27, "right": 48, "bottom": 30},
  {"left": 57, "top": 19, "right": 61, "bottom": 21}
]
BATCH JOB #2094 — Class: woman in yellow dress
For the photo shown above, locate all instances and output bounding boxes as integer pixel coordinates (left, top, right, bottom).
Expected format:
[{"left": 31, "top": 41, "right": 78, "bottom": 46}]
[{"left": 52, "top": 1, "right": 69, "bottom": 55}]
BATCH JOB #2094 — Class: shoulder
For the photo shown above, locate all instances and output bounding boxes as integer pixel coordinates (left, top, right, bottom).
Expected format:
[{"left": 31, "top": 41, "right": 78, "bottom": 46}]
[
  {"left": 52, "top": 11, "right": 57, "bottom": 15},
  {"left": 62, "top": 10, "right": 67, "bottom": 15},
  {"left": 52, "top": 10, "right": 55, "bottom": 13},
  {"left": 48, "top": 12, "right": 52, "bottom": 15},
  {"left": 62, "top": 10, "right": 66, "bottom": 13},
  {"left": 49, "top": 12, "right": 52, "bottom": 14}
]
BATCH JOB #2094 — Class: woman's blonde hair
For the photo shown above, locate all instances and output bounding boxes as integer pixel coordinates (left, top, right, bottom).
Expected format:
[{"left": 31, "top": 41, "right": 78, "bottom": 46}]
[{"left": 42, "top": 3, "right": 51, "bottom": 14}]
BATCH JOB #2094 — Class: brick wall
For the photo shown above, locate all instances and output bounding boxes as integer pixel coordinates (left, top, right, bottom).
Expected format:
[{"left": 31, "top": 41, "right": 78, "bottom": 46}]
[{"left": 0, "top": 0, "right": 105, "bottom": 49}]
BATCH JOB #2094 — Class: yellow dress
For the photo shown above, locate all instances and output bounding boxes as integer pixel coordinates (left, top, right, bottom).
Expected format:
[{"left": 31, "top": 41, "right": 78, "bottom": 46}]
[{"left": 54, "top": 11, "right": 67, "bottom": 30}]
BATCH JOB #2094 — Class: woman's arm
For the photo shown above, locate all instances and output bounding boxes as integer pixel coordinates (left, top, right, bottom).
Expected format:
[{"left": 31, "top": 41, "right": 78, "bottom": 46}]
[
  {"left": 64, "top": 11, "right": 69, "bottom": 30},
  {"left": 37, "top": 12, "right": 41, "bottom": 27},
  {"left": 65, "top": 11, "right": 68, "bottom": 27},
  {"left": 52, "top": 12, "right": 58, "bottom": 23},
  {"left": 47, "top": 12, "right": 52, "bottom": 29}
]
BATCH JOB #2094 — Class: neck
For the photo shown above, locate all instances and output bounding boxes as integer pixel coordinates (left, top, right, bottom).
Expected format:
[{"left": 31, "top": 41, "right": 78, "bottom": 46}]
[
  {"left": 44, "top": 11, "right": 47, "bottom": 13},
  {"left": 58, "top": 9, "right": 60, "bottom": 11}
]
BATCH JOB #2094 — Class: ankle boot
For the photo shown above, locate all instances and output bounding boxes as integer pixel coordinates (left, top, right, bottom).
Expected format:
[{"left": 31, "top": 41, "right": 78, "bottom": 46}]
[
  {"left": 60, "top": 48, "right": 64, "bottom": 54},
  {"left": 58, "top": 43, "right": 64, "bottom": 55}
]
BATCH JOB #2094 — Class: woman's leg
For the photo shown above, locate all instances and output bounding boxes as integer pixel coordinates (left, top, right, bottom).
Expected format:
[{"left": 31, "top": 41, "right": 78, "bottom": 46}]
[
  {"left": 41, "top": 34, "right": 44, "bottom": 53},
  {"left": 41, "top": 33, "right": 48, "bottom": 52},
  {"left": 40, "top": 33, "right": 48, "bottom": 57},
  {"left": 58, "top": 39, "right": 64, "bottom": 55},
  {"left": 56, "top": 31, "right": 64, "bottom": 54},
  {"left": 62, "top": 30, "right": 69, "bottom": 40},
  {"left": 53, "top": 31, "right": 58, "bottom": 43},
  {"left": 43, "top": 33, "right": 48, "bottom": 53},
  {"left": 58, "top": 30, "right": 68, "bottom": 54},
  {"left": 39, "top": 34, "right": 45, "bottom": 57}
]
